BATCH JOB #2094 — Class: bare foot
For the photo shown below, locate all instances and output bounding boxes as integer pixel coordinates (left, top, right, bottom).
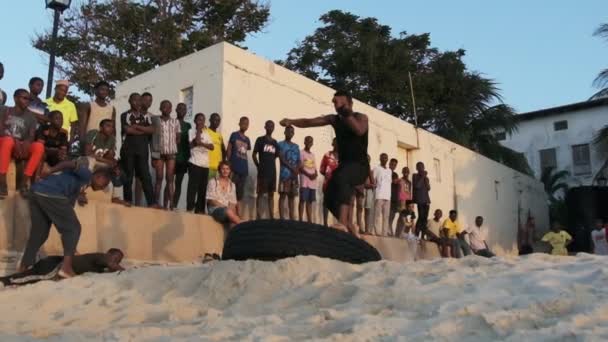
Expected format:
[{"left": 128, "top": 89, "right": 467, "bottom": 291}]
[
  {"left": 58, "top": 268, "right": 76, "bottom": 279},
  {"left": 347, "top": 225, "right": 361, "bottom": 239},
  {"left": 331, "top": 223, "right": 348, "bottom": 233}
]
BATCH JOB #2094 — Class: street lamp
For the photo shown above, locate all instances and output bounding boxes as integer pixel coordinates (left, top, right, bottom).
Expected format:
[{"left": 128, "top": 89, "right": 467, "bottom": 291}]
[{"left": 45, "top": 0, "right": 72, "bottom": 98}]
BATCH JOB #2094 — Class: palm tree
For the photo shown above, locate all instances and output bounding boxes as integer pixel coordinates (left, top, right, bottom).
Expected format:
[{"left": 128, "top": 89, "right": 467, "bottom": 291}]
[
  {"left": 540, "top": 167, "right": 569, "bottom": 203},
  {"left": 591, "top": 23, "right": 608, "bottom": 182}
]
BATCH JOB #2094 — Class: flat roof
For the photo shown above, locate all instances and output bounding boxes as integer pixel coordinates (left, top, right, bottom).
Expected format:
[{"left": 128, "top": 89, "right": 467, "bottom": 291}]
[{"left": 517, "top": 97, "right": 608, "bottom": 121}]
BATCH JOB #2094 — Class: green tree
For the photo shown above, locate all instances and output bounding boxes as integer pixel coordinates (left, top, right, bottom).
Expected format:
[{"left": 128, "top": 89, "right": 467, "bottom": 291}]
[
  {"left": 34, "top": 0, "right": 270, "bottom": 95},
  {"left": 540, "top": 167, "right": 570, "bottom": 224},
  {"left": 591, "top": 23, "right": 608, "bottom": 181},
  {"left": 281, "top": 10, "right": 529, "bottom": 174}
]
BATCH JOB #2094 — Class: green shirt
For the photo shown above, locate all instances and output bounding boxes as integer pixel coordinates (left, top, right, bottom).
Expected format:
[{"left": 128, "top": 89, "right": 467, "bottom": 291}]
[
  {"left": 85, "top": 129, "right": 116, "bottom": 157},
  {"left": 176, "top": 121, "right": 192, "bottom": 163}
]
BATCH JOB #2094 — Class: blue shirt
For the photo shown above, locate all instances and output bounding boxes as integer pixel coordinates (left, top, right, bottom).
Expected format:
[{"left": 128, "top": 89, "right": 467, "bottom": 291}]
[
  {"left": 228, "top": 131, "right": 251, "bottom": 176},
  {"left": 31, "top": 161, "right": 92, "bottom": 202},
  {"left": 278, "top": 140, "right": 300, "bottom": 181}
]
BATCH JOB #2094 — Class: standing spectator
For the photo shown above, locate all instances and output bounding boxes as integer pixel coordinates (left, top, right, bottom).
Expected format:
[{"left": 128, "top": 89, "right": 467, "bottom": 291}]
[
  {"left": 0, "top": 89, "right": 43, "bottom": 196},
  {"left": 591, "top": 219, "right": 608, "bottom": 255},
  {"left": 373, "top": 153, "right": 392, "bottom": 236},
  {"left": 399, "top": 167, "right": 412, "bottom": 210},
  {"left": 83, "top": 119, "right": 116, "bottom": 167},
  {"left": 278, "top": 125, "right": 300, "bottom": 220},
  {"left": 0, "top": 63, "right": 5, "bottom": 105},
  {"left": 412, "top": 161, "right": 431, "bottom": 236},
  {"left": 19, "top": 158, "right": 111, "bottom": 278},
  {"left": 45, "top": 80, "right": 78, "bottom": 140},
  {"left": 207, "top": 161, "right": 242, "bottom": 226},
  {"left": 541, "top": 222, "right": 573, "bottom": 256},
  {"left": 206, "top": 113, "right": 225, "bottom": 179},
  {"left": 518, "top": 215, "right": 536, "bottom": 254},
  {"left": 467, "top": 216, "right": 494, "bottom": 257},
  {"left": 442, "top": 210, "right": 471, "bottom": 258},
  {"left": 363, "top": 154, "right": 375, "bottom": 234},
  {"left": 425, "top": 209, "right": 451, "bottom": 257},
  {"left": 36, "top": 111, "right": 68, "bottom": 167},
  {"left": 253, "top": 120, "right": 279, "bottom": 219},
  {"left": 27, "top": 77, "right": 49, "bottom": 124},
  {"left": 186, "top": 113, "right": 214, "bottom": 214},
  {"left": 152, "top": 100, "right": 180, "bottom": 209},
  {"left": 173, "top": 103, "right": 191, "bottom": 209},
  {"left": 79, "top": 81, "right": 116, "bottom": 135},
  {"left": 320, "top": 138, "right": 339, "bottom": 226},
  {"left": 226, "top": 116, "right": 251, "bottom": 205},
  {"left": 299, "top": 136, "right": 318, "bottom": 223},
  {"left": 388, "top": 158, "right": 401, "bottom": 231},
  {"left": 119, "top": 92, "right": 157, "bottom": 207}
]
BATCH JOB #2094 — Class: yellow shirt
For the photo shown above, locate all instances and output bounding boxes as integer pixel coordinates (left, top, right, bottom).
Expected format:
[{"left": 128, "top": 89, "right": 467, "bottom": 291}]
[
  {"left": 45, "top": 97, "right": 78, "bottom": 134},
  {"left": 442, "top": 218, "right": 461, "bottom": 238},
  {"left": 205, "top": 128, "right": 223, "bottom": 170},
  {"left": 542, "top": 230, "right": 572, "bottom": 256}
]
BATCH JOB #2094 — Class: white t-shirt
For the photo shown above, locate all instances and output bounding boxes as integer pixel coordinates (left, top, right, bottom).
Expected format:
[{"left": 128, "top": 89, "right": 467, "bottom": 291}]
[
  {"left": 467, "top": 225, "right": 488, "bottom": 251},
  {"left": 591, "top": 229, "right": 608, "bottom": 255},
  {"left": 427, "top": 219, "right": 442, "bottom": 236},
  {"left": 373, "top": 165, "right": 392, "bottom": 200},
  {"left": 188, "top": 128, "right": 212, "bottom": 168}
]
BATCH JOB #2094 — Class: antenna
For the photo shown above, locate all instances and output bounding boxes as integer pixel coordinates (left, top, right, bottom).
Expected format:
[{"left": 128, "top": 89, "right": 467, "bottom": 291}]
[{"left": 408, "top": 72, "right": 418, "bottom": 128}]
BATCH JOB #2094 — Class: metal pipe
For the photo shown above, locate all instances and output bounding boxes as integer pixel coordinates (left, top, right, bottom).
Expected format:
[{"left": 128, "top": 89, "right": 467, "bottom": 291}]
[{"left": 46, "top": 9, "right": 61, "bottom": 99}]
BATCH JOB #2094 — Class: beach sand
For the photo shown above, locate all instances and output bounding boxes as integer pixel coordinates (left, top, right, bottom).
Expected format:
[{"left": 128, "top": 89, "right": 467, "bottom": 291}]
[{"left": 0, "top": 253, "right": 607, "bottom": 341}]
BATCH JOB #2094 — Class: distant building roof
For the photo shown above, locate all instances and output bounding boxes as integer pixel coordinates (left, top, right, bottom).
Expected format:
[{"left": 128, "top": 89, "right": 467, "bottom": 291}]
[{"left": 516, "top": 98, "right": 608, "bottom": 121}]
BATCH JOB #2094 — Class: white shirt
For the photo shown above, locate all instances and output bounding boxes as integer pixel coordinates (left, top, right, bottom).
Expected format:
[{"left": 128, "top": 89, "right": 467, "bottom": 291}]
[
  {"left": 427, "top": 219, "right": 442, "bottom": 236},
  {"left": 188, "top": 128, "right": 212, "bottom": 168},
  {"left": 591, "top": 229, "right": 608, "bottom": 255},
  {"left": 467, "top": 225, "right": 488, "bottom": 251},
  {"left": 373, "top": 165, "right": 392, "bottom": 200}
]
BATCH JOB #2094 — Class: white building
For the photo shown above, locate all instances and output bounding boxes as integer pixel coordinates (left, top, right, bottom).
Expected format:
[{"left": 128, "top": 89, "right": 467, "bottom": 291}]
[
  {"left": 500, "top": 98, "right": 608, "bottom": 187},
  {"left": 113, "top": 42, "right": 548, "bottom": 255}
]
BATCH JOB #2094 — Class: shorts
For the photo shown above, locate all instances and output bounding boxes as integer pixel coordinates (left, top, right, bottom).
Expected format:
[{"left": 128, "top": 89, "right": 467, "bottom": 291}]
[
  {"left": 232, "top": 173, "right": 247, "bottom": 201},
  {"left": 278, "top": 178, "right": 299, "bottom": 196},
  {"left": 257, "top": 175, "right": 277, "bottom": 194},
  {"left": 300, "top": 187, "right": 316, "bottom": 203},
  {"left": 324, "top": 162, "right": 369, "bottom": 218},
  {"left": 175, "top": 161, "right": 189, "bottom": 174},
  {"left": 152, "top": 153, "right": 175, "bottom": 161},
  {"left": 209, "top": 206, "right": 229, "bottom": 223},
  {"left": 208, "top": 168, "right": 218, "bottom": 179}
]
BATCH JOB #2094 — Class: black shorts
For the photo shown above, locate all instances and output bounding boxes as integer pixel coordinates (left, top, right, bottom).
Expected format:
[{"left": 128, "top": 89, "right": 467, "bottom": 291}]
[
  {"left": 176, "top": 161, "right": 189, "bottom": 174},
  {"left": 232, "top": 173, "right": 247, "bottom": 200},
  {"left": 324, "top": 162, "right": 369, "bottom": 218},
  {"left": 257, "top": 175, "right": 277, "bottom": 194}
]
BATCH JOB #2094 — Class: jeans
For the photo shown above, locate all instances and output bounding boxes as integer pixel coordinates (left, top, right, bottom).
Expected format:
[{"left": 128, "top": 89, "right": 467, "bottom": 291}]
[
  {"left": 186, "top": 163, "right": 209, "bottom": 214},
  {"left": 416, "top": 203, "right": 430, "bottom": 235},
  {"left": 121, "top": 148, "right": 155, "bottom": 206},
  {"left": 374, "top": 199, "right": 391, "bottom": 236},
  {"left": 451, "top": 237, "right": 472, "bottom": 258},
  {"left": 474, "top": 249, "right": 495, "bottom": 258}
]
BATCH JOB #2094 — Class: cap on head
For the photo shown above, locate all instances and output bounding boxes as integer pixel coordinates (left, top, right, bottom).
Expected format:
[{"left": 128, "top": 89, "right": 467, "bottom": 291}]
[{"left": 56, "top": 80, "right": 70, "bottom": 88}]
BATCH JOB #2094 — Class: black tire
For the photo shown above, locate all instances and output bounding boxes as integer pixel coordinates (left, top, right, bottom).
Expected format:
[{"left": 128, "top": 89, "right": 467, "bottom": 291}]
[{"left": 222, "top": 219, "right": 382, "bottom": 264}]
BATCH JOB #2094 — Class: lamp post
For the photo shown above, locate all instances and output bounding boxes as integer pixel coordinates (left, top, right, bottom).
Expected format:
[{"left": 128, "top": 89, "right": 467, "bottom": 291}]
[{"left": 45, "top": 0, "right": 72, "bottom": 98}]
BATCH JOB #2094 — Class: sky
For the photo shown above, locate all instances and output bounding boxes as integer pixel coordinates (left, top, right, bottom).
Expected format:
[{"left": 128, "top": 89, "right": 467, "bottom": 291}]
[{"left": 1, "top": 0, "right": 607, "bottom": 113}]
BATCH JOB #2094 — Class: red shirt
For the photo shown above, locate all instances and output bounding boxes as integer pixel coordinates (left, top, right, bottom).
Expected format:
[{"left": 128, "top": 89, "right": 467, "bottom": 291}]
[{"left": 320, "top": 151, "right": 339, "bottom": 192}]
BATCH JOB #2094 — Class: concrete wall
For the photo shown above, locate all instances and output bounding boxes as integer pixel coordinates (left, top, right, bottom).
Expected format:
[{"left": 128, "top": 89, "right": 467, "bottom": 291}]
[
  {"left": 111, "top": 42, "right": 549, "bottom": 255},
  {"left": 501, "top": 105, "right": 608, "bottom": 186}
]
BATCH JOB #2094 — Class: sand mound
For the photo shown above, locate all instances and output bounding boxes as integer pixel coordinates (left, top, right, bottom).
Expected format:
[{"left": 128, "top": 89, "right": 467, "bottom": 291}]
[{"left": 1, "top": 254, "right": 608, "bottom": 341}]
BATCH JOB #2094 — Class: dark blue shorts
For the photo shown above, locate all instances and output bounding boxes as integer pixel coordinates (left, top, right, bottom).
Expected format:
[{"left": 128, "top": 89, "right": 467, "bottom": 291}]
[{"left": 300, "top": 188, "right": 316, "bottom": 203}]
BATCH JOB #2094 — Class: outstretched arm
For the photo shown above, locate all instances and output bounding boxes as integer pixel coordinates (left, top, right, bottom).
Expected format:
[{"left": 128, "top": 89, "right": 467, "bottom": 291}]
[{"left": 280, "top": 115, "right": 335, "bottom": 128}]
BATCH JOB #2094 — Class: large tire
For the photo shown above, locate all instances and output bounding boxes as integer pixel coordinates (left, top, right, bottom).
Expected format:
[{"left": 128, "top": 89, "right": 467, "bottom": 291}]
[{"left": 222, "top": 220, "right": 382, "bottom": 264}]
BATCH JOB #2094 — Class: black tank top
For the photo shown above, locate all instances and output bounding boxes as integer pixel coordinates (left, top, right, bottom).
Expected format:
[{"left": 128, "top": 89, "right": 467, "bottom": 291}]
[{"left": 332, "top": 113, "right": 368, "bottom": 164}]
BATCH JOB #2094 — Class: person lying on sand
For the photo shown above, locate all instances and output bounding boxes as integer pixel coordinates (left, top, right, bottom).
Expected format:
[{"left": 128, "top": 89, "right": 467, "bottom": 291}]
[{"left": 1, "top": 249, "right": 124, "bottom": 288}]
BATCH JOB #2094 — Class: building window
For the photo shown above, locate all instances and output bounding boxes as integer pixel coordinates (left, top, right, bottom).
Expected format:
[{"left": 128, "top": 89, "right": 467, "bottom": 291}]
[
  {"left": 495, "top": 131, "right": 507, "bottom": 141},
  {"left": 179, "top": 87, "right": 194, "bottom": 120},
  {"left": 433, "top": 158, "right": 441, "bottom": 183},
  {"left": 554, "top": 120, "right": 568, "bottom": 131},
  {"left": 572, "top": 144, "right": 591, "bottom": 176},
  {"left": 539, "top": 148, "right": 557, "bottom": 172}
]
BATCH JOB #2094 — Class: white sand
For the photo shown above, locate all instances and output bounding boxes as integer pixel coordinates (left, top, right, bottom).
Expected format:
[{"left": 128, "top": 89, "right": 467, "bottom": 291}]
[{"left": 1, "top": 254, "right": 608, "bottom": 341}]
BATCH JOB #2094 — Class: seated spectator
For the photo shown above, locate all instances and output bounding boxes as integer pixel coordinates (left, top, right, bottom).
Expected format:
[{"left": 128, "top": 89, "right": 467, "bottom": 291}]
[
  {"left": 84, "top": 119, "right": 116, "bottom": 167},
  {"left": 206, "top": 161, "right": 241, "bottom": 226},
  {"left": 541, "top": 222, "right": 572, "bottom": 256},
  {"left": 0, "top": 89, "right": 44, "bottom": 196},
  {"left": 442, "top": 210, "right": 471, "bottom": 258},
  {"left": 395, "top": 200, "right": 417, "bottom": 239},
  {"left": 466, "top": 216, "right": 494, "bottom": 258},
  {"left": 0, "top": 62, "right": 5, "bottom": 105},
  {"left": 45, "top": 80, "right": 78, "bottom": 140},
  {"left": 1, "top": 248, "right": 124, "bottom": 287},
  {"left": 36, "top": 110, "right": 68, "bottom": 167},
  {"left": 424, "top": 209, "right": 451, "bottom": 257}
]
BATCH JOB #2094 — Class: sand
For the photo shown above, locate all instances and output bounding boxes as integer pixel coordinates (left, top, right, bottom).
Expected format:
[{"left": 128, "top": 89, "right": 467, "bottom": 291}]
[{"left": 0, "top": 253, "right": 607, "bottom": 341}]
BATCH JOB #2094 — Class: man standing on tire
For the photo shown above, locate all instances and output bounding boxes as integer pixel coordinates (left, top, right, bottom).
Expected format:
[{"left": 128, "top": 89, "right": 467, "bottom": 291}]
[{"left": 280, "top": 90, "right": 369, "bottom": 238}]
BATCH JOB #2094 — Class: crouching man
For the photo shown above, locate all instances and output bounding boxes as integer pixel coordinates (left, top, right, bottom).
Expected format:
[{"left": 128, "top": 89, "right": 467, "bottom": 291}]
[{"left": 2, "top": 248, "right": 124, "bottom": 287}]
